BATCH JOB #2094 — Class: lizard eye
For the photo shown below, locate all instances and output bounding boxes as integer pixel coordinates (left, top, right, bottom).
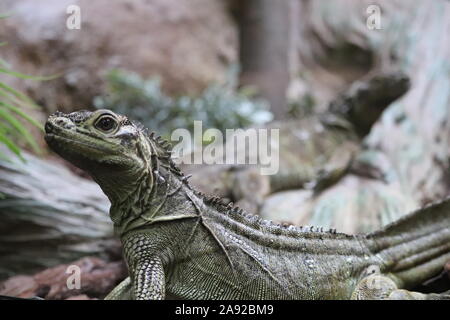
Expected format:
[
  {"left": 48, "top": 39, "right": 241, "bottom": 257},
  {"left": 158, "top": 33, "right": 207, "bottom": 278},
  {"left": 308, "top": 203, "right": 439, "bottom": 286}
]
[{"left": 95, "top": 115, "right": 117, "bottom": 132}]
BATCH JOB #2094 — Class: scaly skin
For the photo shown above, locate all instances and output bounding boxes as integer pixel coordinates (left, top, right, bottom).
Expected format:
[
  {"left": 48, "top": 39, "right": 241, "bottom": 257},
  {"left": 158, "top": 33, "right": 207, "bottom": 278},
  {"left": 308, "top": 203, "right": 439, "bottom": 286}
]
[{"left": 45, "top": 109, "right": 450, "bottom": 300}]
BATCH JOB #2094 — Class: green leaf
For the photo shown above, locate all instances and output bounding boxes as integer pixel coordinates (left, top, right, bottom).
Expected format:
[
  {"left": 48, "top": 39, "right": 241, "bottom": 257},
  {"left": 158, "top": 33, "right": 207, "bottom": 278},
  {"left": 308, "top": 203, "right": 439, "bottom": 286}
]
[
  {"left": 0, "top": 101, "right": 43, "bottom": 131},
  {"left": 0, "top": 57, "right": 11, "bottom": 68},
  {"left": 0, "top": 81, "right": 40, "bottom": 108},
  {"left": 0, "top": 22, "right": 42, "bottom": 160},
  {"left": 0, "top": 67, "right": 60, "bottom": 81},
  {"left": 0, "top": 107, "right": 40, "bottom": 152},
  {"left": 0, "top": 130, "right": 24, "bottom": 161},
  {"left": 0, "top": 13, "right": 12, "bottom": 19}
]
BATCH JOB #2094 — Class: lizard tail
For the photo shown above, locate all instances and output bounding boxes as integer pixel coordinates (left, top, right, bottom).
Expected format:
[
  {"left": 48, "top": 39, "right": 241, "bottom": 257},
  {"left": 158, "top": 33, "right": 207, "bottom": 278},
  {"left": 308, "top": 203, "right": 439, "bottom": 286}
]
[{"left": 366, "top": 197, "right": 450, "bottom": 289}]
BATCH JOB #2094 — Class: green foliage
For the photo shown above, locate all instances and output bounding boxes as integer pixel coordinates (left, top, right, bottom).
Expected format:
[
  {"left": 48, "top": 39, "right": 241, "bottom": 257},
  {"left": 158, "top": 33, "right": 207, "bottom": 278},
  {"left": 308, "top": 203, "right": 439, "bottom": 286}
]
[
  {"left": 288, "top": 93, "right": 316, "bottom": 118},
  {"left": 94, "top": 69, "right": 273, "bottom": 138},
  {"left": 0, "top": 15, "right": 44, "bottom": 161}
]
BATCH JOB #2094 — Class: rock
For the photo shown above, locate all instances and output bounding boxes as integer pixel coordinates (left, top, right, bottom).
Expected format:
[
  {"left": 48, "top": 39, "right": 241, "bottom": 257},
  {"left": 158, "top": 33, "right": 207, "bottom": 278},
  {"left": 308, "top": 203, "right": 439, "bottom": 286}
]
[
  {"left": 65, "top": 294, "right": 92, "bottom": 300},
  {"left": 446, "top": 261, "right": 450, "bottom": 279},
  {"left": 0, "top": 0, "right": 237, "bottom": 113},
  {"left": 0, "top": 147, "right": 118, "bottom": 279},
  {"left": 260, "top": 174, "right": 418, "bottom": 234},
  {"left": 0, "top": 257, "right": 127, "bottom": 300},
  {"left": 260, "top": 189, "right": 313, "bottom": 225}
]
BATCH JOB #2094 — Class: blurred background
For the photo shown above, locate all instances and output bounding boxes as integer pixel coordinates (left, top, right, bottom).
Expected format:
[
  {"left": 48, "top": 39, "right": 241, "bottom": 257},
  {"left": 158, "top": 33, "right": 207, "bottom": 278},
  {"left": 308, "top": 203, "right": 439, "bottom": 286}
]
[{"left": 0, "top": 0, "right": 449, "bottom": 299}]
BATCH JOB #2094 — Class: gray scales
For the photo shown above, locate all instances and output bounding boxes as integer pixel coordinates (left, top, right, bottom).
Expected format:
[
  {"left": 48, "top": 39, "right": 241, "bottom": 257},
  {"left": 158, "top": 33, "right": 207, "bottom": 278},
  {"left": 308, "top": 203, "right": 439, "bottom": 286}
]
[{"left": 45, "top": 109, "right": 450, "bottom": 299}]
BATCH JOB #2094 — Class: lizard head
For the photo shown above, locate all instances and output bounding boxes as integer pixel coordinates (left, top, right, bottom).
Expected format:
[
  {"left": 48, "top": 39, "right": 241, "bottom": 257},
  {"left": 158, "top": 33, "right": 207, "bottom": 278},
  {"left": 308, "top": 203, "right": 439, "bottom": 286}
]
[
  {"left": 329, "top": 71, "right": 411, "bottom": 137},
  {"left": 45, "top": 109, "right": 152, "bottom": 201}
]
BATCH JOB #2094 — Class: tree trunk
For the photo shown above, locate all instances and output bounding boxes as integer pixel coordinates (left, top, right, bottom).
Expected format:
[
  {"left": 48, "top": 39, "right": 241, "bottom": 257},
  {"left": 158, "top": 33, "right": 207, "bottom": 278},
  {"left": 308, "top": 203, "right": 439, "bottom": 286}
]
[{"left": 237, "top": 0, "right": 293, "bottom": 119}]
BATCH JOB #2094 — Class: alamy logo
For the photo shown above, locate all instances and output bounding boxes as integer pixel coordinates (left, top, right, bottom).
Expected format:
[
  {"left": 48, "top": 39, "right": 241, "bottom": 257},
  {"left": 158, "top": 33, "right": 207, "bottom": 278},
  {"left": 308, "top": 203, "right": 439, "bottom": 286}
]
[
  {"left": 366, "top": 5, "right": 381, "bottom": 30},
  {"left": 66, "top": 5, "right": 81, "bottom": 30},
  {"left": 66, "top": 265, "right": 81, "bottom": 290},
  {"left": 171, "top": 121, "right": 280, "bottom": 175}
]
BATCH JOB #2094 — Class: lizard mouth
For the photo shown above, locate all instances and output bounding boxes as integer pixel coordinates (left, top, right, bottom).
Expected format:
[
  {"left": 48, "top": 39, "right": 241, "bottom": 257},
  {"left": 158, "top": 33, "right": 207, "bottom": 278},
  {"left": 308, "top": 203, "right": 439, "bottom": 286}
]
[
  {"left": 44, "top": 113, "right": 139, "bottom": 174},
  {"left": 44, "top": 118, "right": 120, "bottom": 162}
]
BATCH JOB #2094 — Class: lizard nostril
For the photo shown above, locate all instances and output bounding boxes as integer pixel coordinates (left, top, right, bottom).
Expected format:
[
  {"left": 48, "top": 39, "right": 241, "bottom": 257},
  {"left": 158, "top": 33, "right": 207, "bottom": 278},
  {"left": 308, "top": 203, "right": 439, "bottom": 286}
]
[
  {"left": 50, "top": 117, "right": 75, "bottom": 130},
  {"left": 44, "top": 122, "right": 53, "bottom": 133}
]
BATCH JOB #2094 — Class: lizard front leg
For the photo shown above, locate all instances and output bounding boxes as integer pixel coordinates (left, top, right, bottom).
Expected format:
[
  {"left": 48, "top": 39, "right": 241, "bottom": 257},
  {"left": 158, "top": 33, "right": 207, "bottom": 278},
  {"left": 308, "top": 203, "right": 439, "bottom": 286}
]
[{"left": 132, "top": 256, "right": 165, "bottom": 300}]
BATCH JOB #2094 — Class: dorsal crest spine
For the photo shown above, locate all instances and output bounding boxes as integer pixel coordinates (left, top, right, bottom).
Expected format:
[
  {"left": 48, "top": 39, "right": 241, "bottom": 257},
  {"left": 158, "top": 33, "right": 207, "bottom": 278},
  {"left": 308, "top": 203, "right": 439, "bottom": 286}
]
[{"left": 140, "top": 123, "right": 345, "bottom": 238}]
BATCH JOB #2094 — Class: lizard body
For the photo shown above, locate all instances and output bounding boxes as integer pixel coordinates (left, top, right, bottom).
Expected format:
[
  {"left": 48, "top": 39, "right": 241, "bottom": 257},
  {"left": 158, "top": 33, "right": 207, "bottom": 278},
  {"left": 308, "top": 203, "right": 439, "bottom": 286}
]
[{"left": 45, "top": 109, "right": 450, "bottom": 300}]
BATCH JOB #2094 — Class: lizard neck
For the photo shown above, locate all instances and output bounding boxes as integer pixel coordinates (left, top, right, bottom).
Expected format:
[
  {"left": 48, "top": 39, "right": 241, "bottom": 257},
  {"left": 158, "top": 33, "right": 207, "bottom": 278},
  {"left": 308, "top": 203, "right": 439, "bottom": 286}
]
[{"left": 109, "top": 154, "right": 198, "bottom": 236}]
